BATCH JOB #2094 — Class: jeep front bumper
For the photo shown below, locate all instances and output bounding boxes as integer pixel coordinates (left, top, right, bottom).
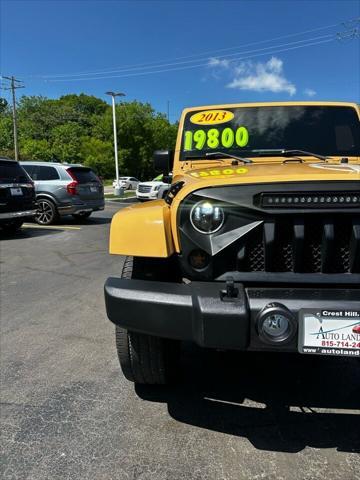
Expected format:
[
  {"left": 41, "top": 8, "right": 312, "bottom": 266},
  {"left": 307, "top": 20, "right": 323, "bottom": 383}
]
[{"left": 104, "top": 278, "right": 360, "bottom": 352}]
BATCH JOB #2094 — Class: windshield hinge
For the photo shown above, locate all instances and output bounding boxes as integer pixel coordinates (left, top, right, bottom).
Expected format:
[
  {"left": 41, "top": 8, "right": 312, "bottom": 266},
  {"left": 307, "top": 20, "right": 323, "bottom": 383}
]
[{"left": 165, "top": 181, "right": 184, "bottom": 205}]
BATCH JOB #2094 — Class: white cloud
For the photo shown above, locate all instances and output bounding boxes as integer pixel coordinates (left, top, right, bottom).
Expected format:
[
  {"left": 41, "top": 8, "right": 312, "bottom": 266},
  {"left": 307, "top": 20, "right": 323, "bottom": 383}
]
[
  {"left": 304, "top": 88, "right": 316, "bottom": 97},
  {"left": 208, "top": 57, "right": 230, "bottom": 69},
  {"left": 227, "top": 57, "right": 296, "bottom": 96},
  {"left": 234, "top": 61, "right": 252, "bottom": 75},
  {"left": 208, "top": 55, "right": 296, "bottom": 96},
  {"left": 266, "top": 56, "right": 283, "bottom": 74}
]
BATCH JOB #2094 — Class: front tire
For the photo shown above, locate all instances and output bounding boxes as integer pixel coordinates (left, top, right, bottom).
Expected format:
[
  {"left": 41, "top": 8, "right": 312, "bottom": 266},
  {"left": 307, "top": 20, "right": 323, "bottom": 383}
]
[{"left": 115, "top": 256, "right": 180, "bottom": 384}]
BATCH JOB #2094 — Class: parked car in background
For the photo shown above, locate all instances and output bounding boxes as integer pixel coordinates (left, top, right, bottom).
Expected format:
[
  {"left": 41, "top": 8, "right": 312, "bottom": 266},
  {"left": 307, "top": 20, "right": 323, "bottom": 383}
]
[
  {"left": 156, "top": 183, "right": 170, "bottom": 199},
  {"left": 135, "top": 175, "right": 171, "bottom": 201},
  {"left": 21, "top": 162, "right": 104, "bottom": 225},
  {"left": 135, "top": 181, "right": 163, "bottom": 201},
  {"left": 156, "top": 173, "right": 172, "bottom": 199},
  {"left": 0, "top": 157, "right": 37, "bottom": 232},
  {"left": 112, "top": 177, "right": 140, "bottom": 190}
]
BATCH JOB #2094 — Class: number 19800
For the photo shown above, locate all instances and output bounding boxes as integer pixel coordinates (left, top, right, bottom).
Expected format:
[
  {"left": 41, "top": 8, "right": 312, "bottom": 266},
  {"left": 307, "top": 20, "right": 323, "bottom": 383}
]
[{"left": 184, "top": 126, "right": 249, "bottom": 151}]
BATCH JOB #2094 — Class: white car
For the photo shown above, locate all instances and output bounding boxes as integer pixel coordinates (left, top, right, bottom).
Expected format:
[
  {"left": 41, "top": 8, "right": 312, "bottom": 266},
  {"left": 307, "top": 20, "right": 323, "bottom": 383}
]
[
  {"left": 112, "top": 177, "right": 140, "bottom": 190},
  {"left": 136, "top": 180, "right": 169, "bottom": 201}
]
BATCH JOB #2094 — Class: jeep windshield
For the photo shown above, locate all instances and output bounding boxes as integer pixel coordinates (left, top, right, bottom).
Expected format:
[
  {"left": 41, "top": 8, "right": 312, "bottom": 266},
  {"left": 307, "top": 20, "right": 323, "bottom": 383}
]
[{"left": 180, "top": 105, "right": 360, "bottom": 160}]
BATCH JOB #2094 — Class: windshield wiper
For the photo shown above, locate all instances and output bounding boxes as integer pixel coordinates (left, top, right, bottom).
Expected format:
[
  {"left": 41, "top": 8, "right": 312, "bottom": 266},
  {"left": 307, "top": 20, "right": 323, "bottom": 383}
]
[
  {"left": 184, "top": 152, "right": 252, "bottom": 164},
  {"left": 206, "top": 152, "right": 253, "bottom": 163},
  {"left": 251, "top": 149, "right": 328, "bottom": 161}
]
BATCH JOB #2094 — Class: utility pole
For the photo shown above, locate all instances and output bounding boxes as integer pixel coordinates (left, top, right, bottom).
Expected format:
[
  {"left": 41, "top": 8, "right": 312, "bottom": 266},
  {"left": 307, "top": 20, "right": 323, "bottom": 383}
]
[
  {"left": 167, "top": 100, "right": 170, "bottom": 122},
  {"left": 2, "top": 76, "right": 24, "bottom": 161},
  {"left": 105, "top": 91, "right": 125, "bottom": 196}
]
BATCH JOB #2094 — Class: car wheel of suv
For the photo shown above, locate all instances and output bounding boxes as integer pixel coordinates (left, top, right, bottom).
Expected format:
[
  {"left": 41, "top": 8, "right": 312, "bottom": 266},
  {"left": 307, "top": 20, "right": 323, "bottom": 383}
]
[
  {"left": 115, "top": 256, "right": 180, "bottom": 385},
  {"left": 72, "top": 212, "right": 92, "bottom": 220},
  {"left": 36, "top": 198, "right": 58, "bottom": 225},
  {"left": 2, "top": 219, "right": 24, "bottom": 233}
]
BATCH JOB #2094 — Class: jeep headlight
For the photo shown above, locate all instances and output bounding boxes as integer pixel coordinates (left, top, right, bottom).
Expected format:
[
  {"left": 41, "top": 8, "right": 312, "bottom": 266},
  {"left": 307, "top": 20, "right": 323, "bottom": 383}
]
[{"left": 190, "top": 201, "right": 224, "bottom": 234}]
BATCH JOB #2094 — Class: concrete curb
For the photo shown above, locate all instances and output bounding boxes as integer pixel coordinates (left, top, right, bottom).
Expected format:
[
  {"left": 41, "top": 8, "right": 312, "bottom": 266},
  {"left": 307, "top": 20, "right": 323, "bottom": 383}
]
[{"left": 106, "top": 196, "right": 138, "bottom": 204}]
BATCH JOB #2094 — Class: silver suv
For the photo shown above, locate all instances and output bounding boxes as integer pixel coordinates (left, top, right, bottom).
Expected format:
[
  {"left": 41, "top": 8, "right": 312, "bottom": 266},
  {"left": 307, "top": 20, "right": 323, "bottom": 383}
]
[{"left": 21, "top": 162, "right": 104, "bottom": 225}]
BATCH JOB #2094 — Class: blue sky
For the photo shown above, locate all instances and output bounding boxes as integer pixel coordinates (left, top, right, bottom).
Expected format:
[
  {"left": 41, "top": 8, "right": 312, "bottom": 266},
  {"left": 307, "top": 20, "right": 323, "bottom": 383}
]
[{"left": 0, "top": 0, "right": 359, "bottom": 121}]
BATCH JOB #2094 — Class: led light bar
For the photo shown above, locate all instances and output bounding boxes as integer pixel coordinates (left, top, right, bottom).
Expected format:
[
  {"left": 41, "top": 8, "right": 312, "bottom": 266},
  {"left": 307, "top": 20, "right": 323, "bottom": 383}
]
[{"left": 261, "top": 192, "right": 360, "bottom": 208}]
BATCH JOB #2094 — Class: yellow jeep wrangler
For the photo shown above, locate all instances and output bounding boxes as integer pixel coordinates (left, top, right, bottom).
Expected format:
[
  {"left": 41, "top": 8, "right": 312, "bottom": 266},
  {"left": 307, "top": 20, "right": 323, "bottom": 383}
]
[{"left": 105, "top": 101, "right": 360, "bottom": 384}]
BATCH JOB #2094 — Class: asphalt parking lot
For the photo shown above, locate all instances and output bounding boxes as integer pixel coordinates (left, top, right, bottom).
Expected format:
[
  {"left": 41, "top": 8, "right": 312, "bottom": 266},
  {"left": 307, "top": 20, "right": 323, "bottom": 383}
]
[{"left": 1, "top": 202, "right": 359, "bottom": 480}]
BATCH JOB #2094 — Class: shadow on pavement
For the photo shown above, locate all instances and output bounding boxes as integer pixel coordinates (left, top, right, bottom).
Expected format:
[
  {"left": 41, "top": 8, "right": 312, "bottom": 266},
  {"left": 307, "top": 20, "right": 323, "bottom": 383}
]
[
  {"left": 136, "top": 345, "right": 360, "bottom": 453},
  {"left": 23, "top": 215, "right": 112, "bottom": 227},
  {"left": 0, "top": 226, "right": 60, "bottom": 240},
  {"left": 59, "top": 216, "right": 112, "bottom": 226}
]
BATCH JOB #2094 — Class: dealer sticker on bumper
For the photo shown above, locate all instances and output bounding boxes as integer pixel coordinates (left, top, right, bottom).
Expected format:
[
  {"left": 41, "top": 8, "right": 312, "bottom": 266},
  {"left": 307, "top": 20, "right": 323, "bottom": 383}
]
[{"left": 299, "top": 309, "right": 360, "bottom": 357}]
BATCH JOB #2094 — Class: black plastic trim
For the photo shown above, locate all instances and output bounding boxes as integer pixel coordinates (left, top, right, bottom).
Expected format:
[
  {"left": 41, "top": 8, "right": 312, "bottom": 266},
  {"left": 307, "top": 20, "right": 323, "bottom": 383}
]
[
  {"left": 105, "top": 277, "right": 360, "bottom": 352},
  {"left": 215, "top": 271, "right": 360, "bottom": 285}
]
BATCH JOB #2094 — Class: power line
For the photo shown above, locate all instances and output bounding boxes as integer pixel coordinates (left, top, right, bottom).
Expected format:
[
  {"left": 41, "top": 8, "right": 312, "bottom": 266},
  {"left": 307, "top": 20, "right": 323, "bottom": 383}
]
[
  {"left": 46, "top": 37, "right": 335, "bottom": 82},
  {"left": 42, "top": 33, "right": 334, "bottom": 80},
  {"left": 37, "top": 21, "right": 340, "bottom": 79},
  {"left": 6, "top": 17, "right": 359, "bottom": 84},
  {"left": 2, "top": 76, "right": 25, "bottom": 160},
  {"left": 45, "top": 19, "right": 359, "bottom": 83}
]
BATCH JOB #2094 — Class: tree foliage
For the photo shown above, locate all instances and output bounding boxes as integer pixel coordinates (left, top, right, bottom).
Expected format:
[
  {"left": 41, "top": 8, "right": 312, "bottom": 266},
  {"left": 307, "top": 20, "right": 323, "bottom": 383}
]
[{"left": 0, "top": 94, "right": 178, "bottom": 179}]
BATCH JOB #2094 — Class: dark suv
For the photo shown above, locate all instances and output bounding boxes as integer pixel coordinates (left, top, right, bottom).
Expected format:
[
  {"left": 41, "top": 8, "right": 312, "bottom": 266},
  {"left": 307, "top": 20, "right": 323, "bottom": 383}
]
[
  {"left": 0, "top": 157, "right": 37, "bottom": 232},
  {"left": 21, "top": 162, "right": 105, "bottom": 225}
]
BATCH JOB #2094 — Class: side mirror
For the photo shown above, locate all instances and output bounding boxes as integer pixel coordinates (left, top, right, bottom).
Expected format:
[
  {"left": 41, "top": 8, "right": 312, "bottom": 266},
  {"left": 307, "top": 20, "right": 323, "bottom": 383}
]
[
  {"left": 153, "top": 150, "right": 174, "bottom": 172},
  {"left": 162, "top": 175, "right": 172, "bottom": 184}
]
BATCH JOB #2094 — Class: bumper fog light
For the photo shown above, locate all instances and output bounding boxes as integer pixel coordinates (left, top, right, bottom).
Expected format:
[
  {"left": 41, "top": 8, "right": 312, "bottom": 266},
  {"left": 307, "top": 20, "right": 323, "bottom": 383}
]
[
  {"left": 257, "top": 303, "right": 296, "bottom": 344},
  {"left": 189, "top": 249, "right": 210, "bottom": 270},
  {"left": 263, "top": 315, "right": 289, "bottom": 337}
]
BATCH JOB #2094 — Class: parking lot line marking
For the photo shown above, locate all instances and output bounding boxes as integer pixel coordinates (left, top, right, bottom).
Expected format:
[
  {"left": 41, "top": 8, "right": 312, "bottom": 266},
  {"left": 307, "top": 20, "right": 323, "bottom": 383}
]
[{"left": 23, "top": 224, "right": 81, "bottom": 230}]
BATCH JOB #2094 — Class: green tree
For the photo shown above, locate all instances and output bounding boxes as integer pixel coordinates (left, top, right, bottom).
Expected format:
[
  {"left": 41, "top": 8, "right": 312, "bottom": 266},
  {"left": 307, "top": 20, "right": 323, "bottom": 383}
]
[
  {"left": 93, "top": 101, "right": 178, "bottom": 179},
  {"left": 0, "top": 94, "right": 178, "bottom": 177},
  {"left": 50, "top": 123, "right": 84, "bottom": 163},
  {"left": 0, "top": 115, "right": 13, "bottom": 157},
  {"left": 80, "top": 137, "right": 114, "bottom": 178},
  {"left": 0, "top": 98, "right": 9, "bottom": 114},
  {"left": 21, "top": 139, "right": 53, "bottom": 161},
  {"left": 59, "top": 94, "right": 108, "bottom": 117}
]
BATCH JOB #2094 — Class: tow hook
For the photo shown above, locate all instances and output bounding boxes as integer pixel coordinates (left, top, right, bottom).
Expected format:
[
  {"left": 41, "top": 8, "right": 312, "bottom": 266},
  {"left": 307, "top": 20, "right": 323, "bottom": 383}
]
[{"left": 220, "top": 277, "right": 239, "bottom": 302}]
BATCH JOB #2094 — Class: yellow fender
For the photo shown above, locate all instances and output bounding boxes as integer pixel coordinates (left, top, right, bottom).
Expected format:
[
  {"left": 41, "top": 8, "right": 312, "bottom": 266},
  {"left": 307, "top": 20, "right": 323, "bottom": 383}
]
[{"left": 109, "top": 200, "right": 174, "bottom": 258}]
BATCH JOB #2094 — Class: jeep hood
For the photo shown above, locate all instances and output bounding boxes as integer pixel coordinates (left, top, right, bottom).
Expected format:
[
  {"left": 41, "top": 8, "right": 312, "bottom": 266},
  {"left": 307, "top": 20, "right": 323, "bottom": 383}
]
[
  {"left": 177, "top": 161, "right": 360, "bottom": 189},
  {"left": 170, "top": 160, "right": 359, "bottom": 253}
]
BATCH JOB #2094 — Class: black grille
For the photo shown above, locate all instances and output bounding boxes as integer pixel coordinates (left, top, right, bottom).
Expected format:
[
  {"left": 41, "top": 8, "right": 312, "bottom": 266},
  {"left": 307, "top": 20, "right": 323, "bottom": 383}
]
[
  {"left": 236, "top": 216, "right": 359, "bottom": 274},
  {"left": 247, "top": 240, "right": 265, "bottom": 272}
]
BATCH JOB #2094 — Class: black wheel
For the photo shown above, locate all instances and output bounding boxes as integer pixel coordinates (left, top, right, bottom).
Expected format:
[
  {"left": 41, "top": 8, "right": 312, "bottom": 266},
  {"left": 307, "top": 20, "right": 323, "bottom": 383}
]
[
  {"left": 127, "top": 184, "right": 132, "bottom": 190},
  {"left": 35, "top": 198, "right": 58, "bottom": 225},
  {"left": 115, "top": 256, "right": 180, "bottom": 384},
  {"left": 1, "top": 219, "right": 24, "bottom": 233},
  {"left": 72, "top": 212, "right": 92, "bottom": 220}
]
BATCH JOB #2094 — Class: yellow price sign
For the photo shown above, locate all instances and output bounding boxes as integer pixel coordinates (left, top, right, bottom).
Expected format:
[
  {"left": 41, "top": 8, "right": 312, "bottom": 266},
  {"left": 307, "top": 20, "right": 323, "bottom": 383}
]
[
  {"left": 190, "top": 110, "right": 234, "bottom": 126},
  {"left": 184, "top": 126, "right": 249, "bottom": 151}
]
